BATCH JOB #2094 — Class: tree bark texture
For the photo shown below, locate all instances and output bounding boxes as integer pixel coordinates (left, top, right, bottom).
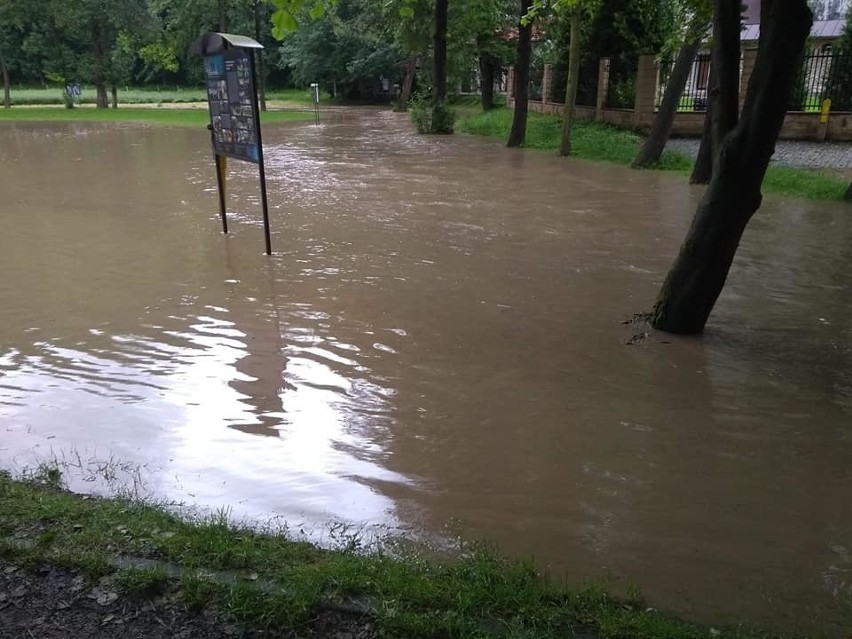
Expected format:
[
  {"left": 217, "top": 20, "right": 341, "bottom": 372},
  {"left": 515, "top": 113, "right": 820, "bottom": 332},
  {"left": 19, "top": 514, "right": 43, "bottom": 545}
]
[
  {"left": 507, "top": 0, "right": 533, "bottom": 148},
  {"left": 632, "top": 39, "right": 701, "bottom": 167},
  {"left": 690, "top": 102, "right": 714, "bottom": 183},
  {"left": 432, "top": 0, "right": 448, "bottom": 107},
  {"left": 0, "top": 51, "right": 10, "bottom": 109},
  {"left": 398, "top": 55, "right": 417, "bottom": 110},
  {"left": 479, "top": 54, "right": 496, "bottom": 110},
  {"left": 651, "top": 0, "right": 812, "bottom": 335},
  {"left": 710, "top": 0, "right": 741, "bottom": 156},
  {"left": 96, "top": 83, "right": 108, "bottom": 108},
  {"left": 111, "top": 85, "right": 118, "bottom": 108},
  {"left": 558, "top": 8, "right": 581, "bottom": 156}
]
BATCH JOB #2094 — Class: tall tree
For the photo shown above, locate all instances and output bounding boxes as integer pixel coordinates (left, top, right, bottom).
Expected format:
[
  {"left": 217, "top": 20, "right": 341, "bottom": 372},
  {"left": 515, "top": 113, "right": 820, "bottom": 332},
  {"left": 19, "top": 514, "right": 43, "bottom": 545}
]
[
  {"left": 558, "top": 5, "right": 581, "bottom": 155},
  {"left": 651, "top": 0, "right": 813, "bottom": 334},
  {"left": 507, "top": 0, "right": 533, "bottom": 147},
  {"left": 632, "top": 0, "right": 711, "bottom": 167},
  {"left": 429, "top": 0, "right": 453, "bottom": 132},
  {"left": 688, "top": 0, "right": 742, "bottom": 183}
]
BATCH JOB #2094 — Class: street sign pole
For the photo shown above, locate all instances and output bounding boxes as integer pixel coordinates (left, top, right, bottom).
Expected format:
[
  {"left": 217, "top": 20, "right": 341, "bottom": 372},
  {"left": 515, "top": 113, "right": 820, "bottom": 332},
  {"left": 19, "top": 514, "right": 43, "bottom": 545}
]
[
  {"left": 250, "top": 50, "right": 272, "bottom": 255},
  {"left": 210, "top": 125, "right": 229, "bottom": 234}
]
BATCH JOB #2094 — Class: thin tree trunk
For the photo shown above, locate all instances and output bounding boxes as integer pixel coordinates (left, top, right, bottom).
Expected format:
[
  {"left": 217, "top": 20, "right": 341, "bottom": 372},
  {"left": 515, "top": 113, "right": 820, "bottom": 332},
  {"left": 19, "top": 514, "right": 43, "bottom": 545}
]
[
  {"left": 632, "top": 38, "right": 701, "bottom": 167},
  {"left": 433, "top": 0, "right": 448, "bottom": 105},
  {"left": 558, "top": 7, "right": 582, "bottom": 156},
  {"left": 111, "top": 85, "right": 118, "bottom": 108},
  {"left": 0, "top": 51, "right": 10, "bottom": 108},
  {"left": 479, "top": 54, "right": 496, "bottom": 110},
  {"left": 398, "top": 55, "right": 417, "bottom": 111},
  {"left": 690, "top": 101, "right": 714, "bottom": 183},
  {"left": 651, "top": 0, "right": 812, "bottom": 335},
  {"left": 507, "top": 0, "right": 533, "bottom": 147},
  {"left": 254, "top": 0, "right": 267, "bottom": 111},
  {"left": 430, "top": 0, "right": 450, "bottom": 132}
]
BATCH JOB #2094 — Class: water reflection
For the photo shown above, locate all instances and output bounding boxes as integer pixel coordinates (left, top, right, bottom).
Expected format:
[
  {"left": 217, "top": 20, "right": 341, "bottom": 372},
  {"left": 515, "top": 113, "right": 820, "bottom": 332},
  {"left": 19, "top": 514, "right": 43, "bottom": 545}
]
[{"left": 1, "top": 114, "right": 851, "bottom": 634}]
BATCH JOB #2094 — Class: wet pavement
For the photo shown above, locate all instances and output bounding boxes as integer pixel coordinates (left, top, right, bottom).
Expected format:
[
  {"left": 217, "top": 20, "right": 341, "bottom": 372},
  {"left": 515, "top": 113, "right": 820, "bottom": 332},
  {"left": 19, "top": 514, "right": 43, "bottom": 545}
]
[{"left": 1, "top": 110, "right": 851, "bottom": 634}]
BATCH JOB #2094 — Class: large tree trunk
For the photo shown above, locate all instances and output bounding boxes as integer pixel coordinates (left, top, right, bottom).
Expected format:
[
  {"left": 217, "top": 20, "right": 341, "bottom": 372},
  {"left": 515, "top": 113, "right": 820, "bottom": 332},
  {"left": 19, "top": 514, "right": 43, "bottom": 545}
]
[
  {"left": 507, "top": 0, "right": 533, "bottom": 147},
  {"left": 558, "top": 7, "right": 582, "bottom": 156},
  {"left": 0, "top": 50, "right": 10, "bottom": 109},
  {"left": 632, "top": 38, "right": 701, "bottom": 167},
  {"left": 479, "top": 54, "right": 496, "bottom": 110},
  {"left": 651, "top": 0, "right": 812, "bottom": 335},
  {"left": 430, "top": 0, "right": 451, "bottom": 132},
  {"left": 95, "top": 82, "right": 109, "bottom": 108},
  {"left": 710, "top": 0, "right": 741, "bottom": 156},
  {"left": 111, "top": 85, "right": 118, "bottom": 108}
]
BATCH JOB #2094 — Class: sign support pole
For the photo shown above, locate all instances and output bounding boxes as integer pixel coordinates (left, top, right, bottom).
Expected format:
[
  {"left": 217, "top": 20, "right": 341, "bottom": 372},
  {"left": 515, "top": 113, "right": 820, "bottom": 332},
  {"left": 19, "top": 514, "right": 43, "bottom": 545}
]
[
  {"left": 250, "top": 50, "right": 272, "bottom": 256},
  {"left": 210, "top": 126, "right": 229, "bottom": 234}
]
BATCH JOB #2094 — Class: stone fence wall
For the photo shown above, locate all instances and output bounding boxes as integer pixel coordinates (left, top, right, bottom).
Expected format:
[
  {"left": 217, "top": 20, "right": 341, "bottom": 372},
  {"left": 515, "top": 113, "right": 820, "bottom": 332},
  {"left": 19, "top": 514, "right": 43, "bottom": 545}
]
[{"left": 507, "top": 51, "right": 852, "bottom": 142}]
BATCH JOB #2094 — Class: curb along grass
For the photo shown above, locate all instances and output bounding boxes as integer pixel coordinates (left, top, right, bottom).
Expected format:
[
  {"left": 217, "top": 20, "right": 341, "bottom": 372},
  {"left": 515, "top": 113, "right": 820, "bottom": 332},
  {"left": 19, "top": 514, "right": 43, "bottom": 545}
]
[
  {"left": 458, "top": 108, "right": 849, "bottom": 203},
  {"left": 0, "top": 468, "right": 803, "bottom": 639}
]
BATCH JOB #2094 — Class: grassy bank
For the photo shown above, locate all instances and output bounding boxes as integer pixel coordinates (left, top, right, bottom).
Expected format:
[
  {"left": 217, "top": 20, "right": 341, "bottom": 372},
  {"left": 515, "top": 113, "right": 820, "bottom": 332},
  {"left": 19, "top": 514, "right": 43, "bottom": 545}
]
[
  {"left": 458, "top": 108, "right": 848, "bottom": 202},
  {"left": 0, "top": 107, "right": 314, "bottom": 126},
  {"left": 0, "top": 469, "right": 791, "bottom": 638},
  {"left": 2, "top": 86, "right": 318, "bottom": 107}
]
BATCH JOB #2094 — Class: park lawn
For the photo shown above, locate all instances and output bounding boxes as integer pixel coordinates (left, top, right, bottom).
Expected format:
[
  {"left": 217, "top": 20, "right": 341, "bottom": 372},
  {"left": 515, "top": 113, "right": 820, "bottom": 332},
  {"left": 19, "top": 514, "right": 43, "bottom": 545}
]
[
  {"left": 2, "top": 86, "right": 318, "bottom": 107},
  {"left": 0, "top": 107, "right": 314, "bottom": 126},
  {"left": 458, "top": 108, "right": 848, "bottom": 202},
  {"left": 0, "top": 468, "right": 787, "bottom": 639}
]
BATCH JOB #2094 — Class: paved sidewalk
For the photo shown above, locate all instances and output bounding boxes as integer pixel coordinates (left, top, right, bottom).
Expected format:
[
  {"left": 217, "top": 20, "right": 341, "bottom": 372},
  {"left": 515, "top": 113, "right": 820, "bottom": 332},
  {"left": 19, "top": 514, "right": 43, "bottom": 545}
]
[{"left": 667, "top": 138, "right": 852, "bottom": 169}]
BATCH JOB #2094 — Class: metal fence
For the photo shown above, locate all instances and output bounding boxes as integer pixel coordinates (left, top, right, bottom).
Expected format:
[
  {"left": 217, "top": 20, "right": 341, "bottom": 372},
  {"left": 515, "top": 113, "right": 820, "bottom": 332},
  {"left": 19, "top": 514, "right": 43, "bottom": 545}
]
[
  {"left": 657, "top": 49, "right": 852, "bottom": 114},
  {"left": 656, "top": 53, "right": 711, "bottom": 113},
  {"left": 788, "top": 50, "right": 852, "bottom": 111}
]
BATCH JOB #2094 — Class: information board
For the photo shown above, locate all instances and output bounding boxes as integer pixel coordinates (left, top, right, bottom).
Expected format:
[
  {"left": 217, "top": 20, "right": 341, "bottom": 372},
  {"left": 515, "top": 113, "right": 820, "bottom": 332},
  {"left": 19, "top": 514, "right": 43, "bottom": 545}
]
[{"left": 203, "top": 49, "right": 260, "bottom": 164}]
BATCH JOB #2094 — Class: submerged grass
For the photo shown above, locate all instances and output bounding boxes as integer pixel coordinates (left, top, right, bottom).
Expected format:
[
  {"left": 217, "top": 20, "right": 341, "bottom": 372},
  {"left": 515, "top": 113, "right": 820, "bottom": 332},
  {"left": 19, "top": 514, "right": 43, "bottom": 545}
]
[
  {"left": 0, "top": 107, "right": 313, "bottom": 126},
  {"left": 458, "top": 108, "right": 848, "bottom": 202},
  {"left": 0, "top": 469, "right": 813, "bottom": 638}
]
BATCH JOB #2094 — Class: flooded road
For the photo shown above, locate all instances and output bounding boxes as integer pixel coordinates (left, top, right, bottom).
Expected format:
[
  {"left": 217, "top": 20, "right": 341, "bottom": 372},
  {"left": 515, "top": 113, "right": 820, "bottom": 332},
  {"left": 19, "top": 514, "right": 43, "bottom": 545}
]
[{"left": 1, "top": 110, "right": 851, "bottom": 633}]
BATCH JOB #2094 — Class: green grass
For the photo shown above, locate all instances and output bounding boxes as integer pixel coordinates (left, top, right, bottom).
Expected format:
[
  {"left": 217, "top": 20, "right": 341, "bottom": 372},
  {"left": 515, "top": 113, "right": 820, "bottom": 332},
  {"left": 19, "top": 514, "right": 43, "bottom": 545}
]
[
  {"left": 2, "top": 86, "right": 318, "bottom": 106},
  {"left": 0, "top": 469, "right": 815, "bottom": 638},
  {"left": 0, "top": 106, "right": 314, "bottom": 126},
  {"left": 458, "top": 108, "right": 849, "bottom": 202}
]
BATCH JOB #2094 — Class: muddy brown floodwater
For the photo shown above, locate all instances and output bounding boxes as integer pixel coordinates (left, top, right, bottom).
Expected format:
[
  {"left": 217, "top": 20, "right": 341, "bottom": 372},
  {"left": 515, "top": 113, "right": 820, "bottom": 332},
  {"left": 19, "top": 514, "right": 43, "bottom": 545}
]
[{"left": 1, "top": 110, "right": 851, "bottom": 634}]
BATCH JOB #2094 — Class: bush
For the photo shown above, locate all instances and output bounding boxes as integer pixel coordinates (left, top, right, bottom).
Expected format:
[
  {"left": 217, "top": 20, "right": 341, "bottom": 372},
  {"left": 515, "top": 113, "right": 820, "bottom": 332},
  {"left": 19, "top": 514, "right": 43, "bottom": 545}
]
[{"left": 408, "top": 92, "right": 455, "bottom": 134}]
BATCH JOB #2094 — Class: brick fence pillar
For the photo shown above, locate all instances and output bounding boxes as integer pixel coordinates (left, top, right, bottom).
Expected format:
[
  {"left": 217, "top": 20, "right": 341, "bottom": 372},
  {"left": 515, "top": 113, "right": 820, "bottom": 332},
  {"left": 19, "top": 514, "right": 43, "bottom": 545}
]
[
  {"left": 634, "top": 54, "right": 657, "bottom": 128},
  {"left": 596, "top": 58, "right": 610, "bottom": 121},
  {"left": 542, "top": 63, "right": 552, "bottom": 105},
  {"left": 739, "top": 47, "right": 758, "bottom": 112}
]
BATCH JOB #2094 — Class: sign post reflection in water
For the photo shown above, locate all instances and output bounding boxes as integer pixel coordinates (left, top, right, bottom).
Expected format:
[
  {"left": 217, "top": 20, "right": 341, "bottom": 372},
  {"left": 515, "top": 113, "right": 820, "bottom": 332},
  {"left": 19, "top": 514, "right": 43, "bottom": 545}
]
[{"left": 190, "top": 32, "right": 272, "bottom": 255}]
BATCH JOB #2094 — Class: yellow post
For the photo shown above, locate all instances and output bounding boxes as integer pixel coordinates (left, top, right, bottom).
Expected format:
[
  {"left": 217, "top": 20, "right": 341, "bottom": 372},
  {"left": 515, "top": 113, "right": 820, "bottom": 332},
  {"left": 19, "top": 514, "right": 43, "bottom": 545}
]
[
  {"left": 820, "top": 98, "right": 832, "bottom": 124},
  {"left": 818, "top": 98, "right": 831, "bottom": 142}
]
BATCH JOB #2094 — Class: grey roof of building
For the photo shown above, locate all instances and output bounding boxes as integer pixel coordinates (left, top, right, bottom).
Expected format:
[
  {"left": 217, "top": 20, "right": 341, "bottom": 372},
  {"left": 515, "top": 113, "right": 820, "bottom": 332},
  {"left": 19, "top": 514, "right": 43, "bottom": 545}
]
[{"left": 741, "top": 19, "right": 845, "bottom": 42}]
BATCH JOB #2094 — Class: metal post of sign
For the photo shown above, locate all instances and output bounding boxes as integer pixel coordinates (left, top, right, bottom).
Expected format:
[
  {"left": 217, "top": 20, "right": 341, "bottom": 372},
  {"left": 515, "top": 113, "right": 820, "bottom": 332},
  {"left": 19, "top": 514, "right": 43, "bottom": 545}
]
[
  {"left": 311, "top": 82, "right": 320, "bottom": 125},
  {"left": 250, "top": 50, "right": 272, "bottom": 255},
  {"left": 209, "top": 125, "right": 229, "bottom": 234}
]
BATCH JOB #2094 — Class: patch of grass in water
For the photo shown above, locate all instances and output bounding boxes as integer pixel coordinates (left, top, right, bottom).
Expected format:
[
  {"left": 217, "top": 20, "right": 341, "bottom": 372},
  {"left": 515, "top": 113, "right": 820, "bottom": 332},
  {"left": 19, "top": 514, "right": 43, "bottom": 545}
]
[{"left": 458, "top": 107, "right": 849, "bottom": 202}]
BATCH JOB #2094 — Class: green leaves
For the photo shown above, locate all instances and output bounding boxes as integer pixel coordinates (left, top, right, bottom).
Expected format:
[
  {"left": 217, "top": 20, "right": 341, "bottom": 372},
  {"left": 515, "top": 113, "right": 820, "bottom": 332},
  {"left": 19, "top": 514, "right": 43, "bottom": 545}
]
[{"left": 269, "top": 0, "right": 334, "bottom": 39}]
